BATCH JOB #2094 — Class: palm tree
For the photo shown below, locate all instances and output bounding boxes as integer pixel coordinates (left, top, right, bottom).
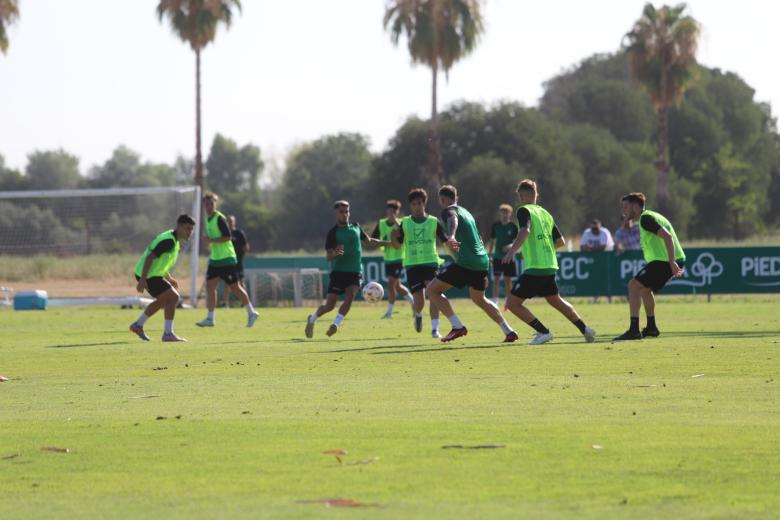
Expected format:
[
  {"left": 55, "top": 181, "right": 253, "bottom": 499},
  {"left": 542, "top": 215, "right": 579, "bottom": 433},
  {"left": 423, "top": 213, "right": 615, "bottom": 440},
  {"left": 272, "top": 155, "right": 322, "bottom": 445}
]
[
  {"left": 384, "top": 0, "right": 483, "bottom": 191},
  {"left": 0, "top": 0, "right": 20, "bottom": 55},
  {"left": 624, "top": 3, "right": 700, "bottom": 212},
  {"left": 157, "top": 0, "right": 242, "bottom": 192}
]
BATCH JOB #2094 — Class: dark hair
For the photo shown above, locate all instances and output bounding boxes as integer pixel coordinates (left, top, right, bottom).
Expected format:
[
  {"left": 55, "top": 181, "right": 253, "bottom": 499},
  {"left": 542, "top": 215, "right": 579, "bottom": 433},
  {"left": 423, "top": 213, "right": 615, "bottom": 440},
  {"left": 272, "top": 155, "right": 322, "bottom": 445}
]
[
  {"left": 438, "top": 185, "right": 457, "bottom": 200},
  {"left": 386, "top": 199, "right": 401, "bottom": 210},
  {"left": 621, "top": 192, "right": 646, "bottom": 209},
  {"left": 516, "top": 179, "right": 537, "bottom": 193},
  {"left": 408, "top": 188, "right": 428, "bottom": 203},
  {"left": 202, "top": 192, "right": 219, "bottom": 202},
  {"left": 177, "top": 214, "right": 196, "bottom": 226},
  {"left": 333, "top": 200, "right": 350, "bottom": 209},
  {"left": 498, "top": 204, "right": 513, "bottom": 212}
]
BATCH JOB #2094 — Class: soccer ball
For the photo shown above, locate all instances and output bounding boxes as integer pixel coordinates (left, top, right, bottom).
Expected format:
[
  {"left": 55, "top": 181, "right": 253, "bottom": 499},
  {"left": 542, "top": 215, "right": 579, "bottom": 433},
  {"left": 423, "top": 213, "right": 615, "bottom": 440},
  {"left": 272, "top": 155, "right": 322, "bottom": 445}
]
[{"left": 362, "top": 281, "right": 384, "bottom": 303}]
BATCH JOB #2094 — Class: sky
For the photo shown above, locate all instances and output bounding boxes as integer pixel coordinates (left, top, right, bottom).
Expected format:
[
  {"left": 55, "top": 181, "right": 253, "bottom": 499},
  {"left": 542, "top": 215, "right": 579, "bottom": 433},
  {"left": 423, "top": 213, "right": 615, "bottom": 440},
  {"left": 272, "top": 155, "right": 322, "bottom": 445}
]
[{"left": 1, "top": 0, "right": 778, "bottom": 177}]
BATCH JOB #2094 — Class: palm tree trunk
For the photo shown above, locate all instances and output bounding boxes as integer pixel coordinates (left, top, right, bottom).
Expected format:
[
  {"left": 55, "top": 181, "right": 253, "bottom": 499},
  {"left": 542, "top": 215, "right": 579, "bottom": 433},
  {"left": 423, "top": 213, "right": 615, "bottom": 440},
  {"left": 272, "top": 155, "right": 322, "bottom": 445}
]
[
  {"left": 655, "top": 104, "right": 670, "bottom": 213},
  {"left": 428, "top": 60, "right": 443, "bottom": 194},
  {"left": 194, "top": 47, "right": 204, "bottom": 192}
]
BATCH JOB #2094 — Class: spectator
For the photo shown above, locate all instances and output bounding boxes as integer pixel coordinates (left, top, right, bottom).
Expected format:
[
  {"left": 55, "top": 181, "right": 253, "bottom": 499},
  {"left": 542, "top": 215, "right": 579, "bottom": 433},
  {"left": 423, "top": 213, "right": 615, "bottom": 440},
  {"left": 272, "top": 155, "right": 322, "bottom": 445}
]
[
  {"left": 580, "top": 219, "right": 614, "bottom": 252},
  {"left": 614, "top": 215, "right": 641, "bottom": 255}
]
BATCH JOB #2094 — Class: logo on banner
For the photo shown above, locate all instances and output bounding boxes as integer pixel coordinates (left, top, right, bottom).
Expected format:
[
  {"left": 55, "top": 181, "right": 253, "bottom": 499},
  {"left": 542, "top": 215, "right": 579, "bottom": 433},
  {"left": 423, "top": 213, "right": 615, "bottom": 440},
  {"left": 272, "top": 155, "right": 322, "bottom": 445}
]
[{"left": 668, "top": 252, "right": 723, "bottom": 288}]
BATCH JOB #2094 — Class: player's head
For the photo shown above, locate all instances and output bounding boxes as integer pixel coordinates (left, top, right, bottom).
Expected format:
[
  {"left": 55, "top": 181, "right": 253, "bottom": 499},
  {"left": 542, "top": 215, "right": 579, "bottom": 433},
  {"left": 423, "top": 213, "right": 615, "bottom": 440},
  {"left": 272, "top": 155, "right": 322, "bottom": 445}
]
[
  {"left": 498, "top": 203, "right": 513, "bottom": 223},
  {"left": 175, "top": 214, "right": 196, "bottom": 241},
  {"left": 202, "top": 192, "right": 219, "bottom": 215},
  {"left": 408, "top": 188, "right": 428, "bottom": 217},
  {"left": 333, "top": 200, "right": 350, "bottom": 225},
  {"left": 515, "top": 179, "right": 538, "bottom": 204},
  {"left": 228, "top": 215, "right": 237, "bottom": 229},
  {"left": 620, "top": 192, "right": 646, "bottom": 220},
  {"left": 385, "top": 199, "right": 401, "bottom": 219},
  {"left": 438, "top": 185, "right": 457, "bottom": 208}
]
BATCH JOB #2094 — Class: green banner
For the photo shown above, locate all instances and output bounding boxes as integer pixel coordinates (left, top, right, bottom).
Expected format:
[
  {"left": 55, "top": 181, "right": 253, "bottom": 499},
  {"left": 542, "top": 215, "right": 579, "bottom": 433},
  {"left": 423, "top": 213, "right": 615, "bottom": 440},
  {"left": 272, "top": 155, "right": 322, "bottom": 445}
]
[{"left": 244, "top": 246, "right": 780, "bottom": 298}]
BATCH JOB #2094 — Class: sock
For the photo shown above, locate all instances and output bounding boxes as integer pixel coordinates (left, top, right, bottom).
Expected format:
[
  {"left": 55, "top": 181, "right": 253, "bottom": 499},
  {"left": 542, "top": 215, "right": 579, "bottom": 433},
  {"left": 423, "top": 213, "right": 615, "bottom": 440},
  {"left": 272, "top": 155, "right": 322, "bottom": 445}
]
[
  {"left": 164, "top": 320, "right": 173, "bottom": 334},
  {"left": 572, "top": 319, "right": 587, "bottom": 334},
  {"left": 415, "top": 311, "right": 423, "bottom": 318},
  {"left": 207, "top": 310, "right": 215, "bottom": 321},
  {"left": 647, "top": 316, "right": 656, "bottom": 329},
  {"left": 245, "top": 301, "right": 256, "bottom": 315},
  {"left": 431, "top": 318, "right": 439, "bottom": 331},
  {"left": 499, "top": 320, "right": 514, "bottom": 335},
  {"left": 629, "top": 317, "right": 640, "bottom": 333},
  {"left": 136, "top": 312, "right": 149, "bottom": 326},
  {"left": 528, "top": 318, "right": 550, "bottom": 334},
  {"left": 308, "top": 313, "right": 318, "bottom": 324},
  {"left": 333, "top": 313, "right": 345, "bottom": 326},
  {"left": 386, "top": 303, "right": 395, "bottom": 314},
  {"left": 448, "top": 314, "right": 464, "bottom": 329}
]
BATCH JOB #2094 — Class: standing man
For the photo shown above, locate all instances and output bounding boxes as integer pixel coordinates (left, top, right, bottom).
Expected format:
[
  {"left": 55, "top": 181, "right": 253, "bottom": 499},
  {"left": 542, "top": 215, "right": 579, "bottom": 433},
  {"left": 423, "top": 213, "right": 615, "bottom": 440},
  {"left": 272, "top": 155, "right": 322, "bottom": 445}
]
[
  {"left": 427, "top": 185, "right": 518, "bottom": 343},
  {"left": 305, "top": 200, "right": 388, "bottom": 338},
  {"left": 486, "top": 204, "right": 519, "bottom": 307},
  {"left": 614, "top": 215, "right": 641, "bottom": 255},
  {"left": 372, "top": 200, "right": 414, "bottom": 318},
  {"left": 614, "top": 192, "right": 685, "bottom": 340},
  {"left": 502, "top": 180, "right": 596, "bottom": 345},
  {"left": 391, "top": 188, "right": 448, "bottom": 338},
  {"left": 197, "top": 193, "right": 259, "bottom": 328},
  {"left": 129, "top": 214, "right": 195, "bottom": 342},
  {"left": 222, "top": 215, "right": 250, "bottom": 307}
]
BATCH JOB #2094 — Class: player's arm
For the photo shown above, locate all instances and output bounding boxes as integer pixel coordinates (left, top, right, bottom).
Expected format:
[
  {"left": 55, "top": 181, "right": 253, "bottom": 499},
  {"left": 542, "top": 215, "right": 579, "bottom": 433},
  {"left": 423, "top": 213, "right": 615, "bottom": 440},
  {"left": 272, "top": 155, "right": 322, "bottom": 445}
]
[
  {"left": 390, "top": 226, "right": 404, "bottom": 249},
  {"left": 442, "top": 208, "right": 460, "bottom": 251},
  {"left": 502, "top": 209, "right": 529, "bottom": 263},
  {"left": 136, "top": 254, "right": 156, "bottom": 292},
  {"left": 362, "top": 227, "right": 389, "bottom": 248},
  {"left": 486, "top": 223, "right": 496, "bottom": 255},
  {"left": 553, "top": 225, "right": 565, "bottom": 249},
  {"left": 207, "top": 216, "right": 232, "bottom": 244},
  {"left": 657, "top": 227, "right": 683, "bottom": 277}
]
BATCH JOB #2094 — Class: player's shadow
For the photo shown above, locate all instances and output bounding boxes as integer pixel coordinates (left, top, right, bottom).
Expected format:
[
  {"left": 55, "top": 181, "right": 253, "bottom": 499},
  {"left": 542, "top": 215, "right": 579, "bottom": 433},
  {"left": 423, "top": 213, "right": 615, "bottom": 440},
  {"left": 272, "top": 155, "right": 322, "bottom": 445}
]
[
  {"left": 645, "top": 331, "right": 778, "bottom": 339},
  {"left": 323, "top": 344, "right": 422, "bottom": 353},
  {"left": 46, "top": 341, "right": 130, "bottom": 348},
  {"left": 372, "top": 343, "right": 517, "bottom": 355}
]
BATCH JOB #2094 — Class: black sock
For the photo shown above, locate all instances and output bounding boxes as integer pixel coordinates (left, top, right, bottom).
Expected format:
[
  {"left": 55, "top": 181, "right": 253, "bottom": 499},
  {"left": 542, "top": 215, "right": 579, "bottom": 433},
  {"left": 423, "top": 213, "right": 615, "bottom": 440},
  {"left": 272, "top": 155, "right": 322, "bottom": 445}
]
[
  {"left": 647, "top": 316, "right": 656, "bottom": 329},
  {"left": 572, "top": 319, "right": 587, "bottom": 334},
  {"left": 528, "top": 318, "right": 550, "bottom": 334},
  {"left": 629, "top": 317, "right": 640, "bottom": 333}
]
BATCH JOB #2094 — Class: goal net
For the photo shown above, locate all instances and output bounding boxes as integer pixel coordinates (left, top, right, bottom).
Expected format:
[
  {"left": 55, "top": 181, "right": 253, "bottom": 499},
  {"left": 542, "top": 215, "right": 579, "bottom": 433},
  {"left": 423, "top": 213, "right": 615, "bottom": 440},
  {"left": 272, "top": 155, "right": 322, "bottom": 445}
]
[
  {"left": 245, "top": 268, "right": 324, "bottom": 307},
  {"left": 0, "top": 186, "right": 201, "bottom": 306}
]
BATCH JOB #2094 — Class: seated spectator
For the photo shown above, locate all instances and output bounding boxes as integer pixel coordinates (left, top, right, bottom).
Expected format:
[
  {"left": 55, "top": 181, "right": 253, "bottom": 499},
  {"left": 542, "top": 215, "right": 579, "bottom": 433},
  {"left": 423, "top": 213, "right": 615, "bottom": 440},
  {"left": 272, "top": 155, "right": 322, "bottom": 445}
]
[
  {"left": 614, "top": 215, "right": 641, "bottom": 254},
  {"left": 580, "top": 219, "right": 614, "bottom": 251}
]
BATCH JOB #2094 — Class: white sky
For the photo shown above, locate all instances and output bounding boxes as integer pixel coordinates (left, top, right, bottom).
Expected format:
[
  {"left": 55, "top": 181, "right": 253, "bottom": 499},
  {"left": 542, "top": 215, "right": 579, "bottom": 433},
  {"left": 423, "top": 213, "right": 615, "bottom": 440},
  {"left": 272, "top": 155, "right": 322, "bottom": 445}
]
[{"left": 1, "top": 0, "right": 778, "bottom": 175}]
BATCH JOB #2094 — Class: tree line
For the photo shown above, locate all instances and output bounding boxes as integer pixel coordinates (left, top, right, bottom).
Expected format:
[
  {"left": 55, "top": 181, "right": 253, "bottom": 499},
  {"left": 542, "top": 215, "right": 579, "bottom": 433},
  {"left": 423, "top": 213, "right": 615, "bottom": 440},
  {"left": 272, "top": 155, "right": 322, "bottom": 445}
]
[{"left": 2, "top": 51, "right": 779, "bottom": 253}]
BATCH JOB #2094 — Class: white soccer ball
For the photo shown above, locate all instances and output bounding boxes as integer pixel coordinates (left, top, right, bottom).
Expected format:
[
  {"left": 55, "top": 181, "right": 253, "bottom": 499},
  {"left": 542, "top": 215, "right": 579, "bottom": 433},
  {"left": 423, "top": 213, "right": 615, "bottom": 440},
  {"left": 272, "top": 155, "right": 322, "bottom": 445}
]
[{"left": 362, "top": 281, "right": 384, "bottom": 303}]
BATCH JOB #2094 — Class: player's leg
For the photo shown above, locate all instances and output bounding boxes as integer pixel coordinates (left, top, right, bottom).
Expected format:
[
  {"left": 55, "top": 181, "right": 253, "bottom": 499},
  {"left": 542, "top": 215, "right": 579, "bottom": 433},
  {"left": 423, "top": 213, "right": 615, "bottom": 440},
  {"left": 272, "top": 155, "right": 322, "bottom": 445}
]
[
  {"left": 468, "top": 285, "right": 517, "bottom": 343},
  {"left": 492, "top": 274, "right": 501, "bottom": 304},
  {"left": 426, "top": 279, "right": 441, "bottom": 338},
  {"left": 306, "top": 292, "right": 338, "bottom": 338},
  {"left": 160, "top": 287, "right": 186, "bottom": 341},
  {"left": 614, "top": 277, "right": 644, "bottom": 340},
  {"left": 221, "top": 280, "right": 230, "bottom": 308},
  {"left": 227, "top": 280, "right": 259, "bottom": 327},
  {"left": 503, "top": 277, "right": 513, "bottom": 309},
  {"left": 327, "top": 284, "right": 358, "bottom": 337},
  {"left": 427, "top": 276, "right": 467, "bottom": 342},
  {"left": 640, "top": 288, "right": 659, "bottom": 337},
  {"left": 545, "top": 294, "right": 595, "bottom": 343},
  {"left": 197, "top": 275, "right": 220, "bottom": 327},
  {"left": 130, "top": 277, "right": 168, "bottom": 341},
  {"left": 506, "top": 275, "right": 553, "bottom": 345},
  {"left": 383, "top": 274, "right": 398, "bottom": 318}
]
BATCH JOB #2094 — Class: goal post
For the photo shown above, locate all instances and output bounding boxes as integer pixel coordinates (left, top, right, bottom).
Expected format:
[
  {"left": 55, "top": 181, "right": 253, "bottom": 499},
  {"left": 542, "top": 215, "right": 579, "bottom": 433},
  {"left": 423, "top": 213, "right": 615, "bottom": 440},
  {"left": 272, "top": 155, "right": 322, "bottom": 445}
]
[
  {"left": 245, "top": 268, "right": 324, "bottom": 307},
  {"left": 0, "top": 186, "right": 201, "bottom": 306}
]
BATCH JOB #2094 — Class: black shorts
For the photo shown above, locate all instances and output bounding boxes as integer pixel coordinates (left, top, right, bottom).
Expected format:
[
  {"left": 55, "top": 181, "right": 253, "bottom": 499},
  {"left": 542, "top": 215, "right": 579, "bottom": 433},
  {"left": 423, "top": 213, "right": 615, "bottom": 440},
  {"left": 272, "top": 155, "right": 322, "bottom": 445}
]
[
  {"left": 328, "top": 271, "right": 362, "bottom": 295},
  {"left": 384, "top": 261, "right": 403, "bottom": 279},
  {"left": 635, "top": 260, "right": 686, "bottom": 292},
  {"left": 406, "top": 265, "right": 439, "bottom": 293},
  {"left": 207, "top": 264, "right": 239, "bottom": 285},
  {"left": 135, "top": 275, "right": 172, "bottom": 299},
  {"left": 510, "top": 274, "right": 558, "bottom": 299},
  {"left": 492, "top": 258, "right": 517, "bottom": 278},
  {"left": 436, "top": 263, "right": 488, "bottom": 291}
]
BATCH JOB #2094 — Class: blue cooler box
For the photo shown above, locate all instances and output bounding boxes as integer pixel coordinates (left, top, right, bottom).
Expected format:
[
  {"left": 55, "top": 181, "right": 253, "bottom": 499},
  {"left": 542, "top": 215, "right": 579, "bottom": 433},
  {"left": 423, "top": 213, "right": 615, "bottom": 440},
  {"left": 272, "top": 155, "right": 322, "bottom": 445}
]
[{"left": 14, "top": 290, "right": 48, "bottom": 310}]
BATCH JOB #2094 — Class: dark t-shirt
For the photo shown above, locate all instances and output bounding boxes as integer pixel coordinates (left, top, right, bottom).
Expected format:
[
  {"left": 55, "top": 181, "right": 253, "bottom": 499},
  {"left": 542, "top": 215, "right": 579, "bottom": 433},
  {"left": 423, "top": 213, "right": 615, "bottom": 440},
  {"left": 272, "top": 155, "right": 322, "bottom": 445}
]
[
  {"left": 396, "top": 216, "right": 448, "bottom": 243},
  {"left": 231, "top": 228, "right": 248, "bottom": 262},
  {"left": 490, "top": 221, "right": 520, "bottom": 259},
  {"left": 516, "top": 207, "right": 563, "bottom": 241},
  {"left": 640, "top": 214, "right": 662, "bottom": 234}
]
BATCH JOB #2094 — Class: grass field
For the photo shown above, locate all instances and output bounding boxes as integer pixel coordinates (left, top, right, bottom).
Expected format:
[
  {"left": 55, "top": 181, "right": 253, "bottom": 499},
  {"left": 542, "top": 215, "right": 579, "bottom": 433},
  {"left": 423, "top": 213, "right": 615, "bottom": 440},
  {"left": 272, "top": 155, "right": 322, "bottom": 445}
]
[{"left": 1, "top": 298, "right": 779, "bottom": 518}]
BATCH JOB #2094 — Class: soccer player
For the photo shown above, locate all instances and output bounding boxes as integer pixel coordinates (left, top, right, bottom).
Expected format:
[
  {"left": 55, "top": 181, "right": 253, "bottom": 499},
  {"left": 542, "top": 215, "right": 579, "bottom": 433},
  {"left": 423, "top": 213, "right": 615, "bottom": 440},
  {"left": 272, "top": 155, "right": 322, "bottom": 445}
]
[
  {"left": 426, "top": 185, "right": 518, "bottom": 343},
  {"left": 487, "top": 204, "right": 519, "bottom": 307},
  {"left": 196, "top": 193, "right": 259, "bottom": 328},
  {"left": 614, "top": 192, "right": 686, "bottom": 340},
  {"left": 129, "top": 214, "right": 195, "bottom": 342},
  {"left": 391, "top": 188, "right": 448, "bottom": 338},
  {"left": 502, "top": 180, "right": 596, "bottom": 345},
  {"left": 305, "top": 200, "right": 388, "bottom": 338},
  {"left": 372, "top": 200, "right": 414, "bottom": 318},
  {"left": 222, "top": 215, "right": 249, "bottom": 308}
]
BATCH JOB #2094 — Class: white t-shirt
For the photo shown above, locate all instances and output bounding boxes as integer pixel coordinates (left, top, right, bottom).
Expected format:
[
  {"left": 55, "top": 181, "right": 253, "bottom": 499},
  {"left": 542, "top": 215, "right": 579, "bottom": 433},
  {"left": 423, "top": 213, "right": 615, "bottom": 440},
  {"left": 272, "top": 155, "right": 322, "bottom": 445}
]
[{"left": 580, "top": 227, "right": 614, "bottom": 251}]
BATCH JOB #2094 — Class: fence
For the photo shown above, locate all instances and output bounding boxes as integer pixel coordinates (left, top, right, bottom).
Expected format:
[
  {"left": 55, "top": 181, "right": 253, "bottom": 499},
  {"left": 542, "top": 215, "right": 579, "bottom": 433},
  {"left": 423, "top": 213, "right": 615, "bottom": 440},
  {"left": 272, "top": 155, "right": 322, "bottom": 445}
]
[{"left": 243, "top": 247, "right": 780, "bottom": 299}]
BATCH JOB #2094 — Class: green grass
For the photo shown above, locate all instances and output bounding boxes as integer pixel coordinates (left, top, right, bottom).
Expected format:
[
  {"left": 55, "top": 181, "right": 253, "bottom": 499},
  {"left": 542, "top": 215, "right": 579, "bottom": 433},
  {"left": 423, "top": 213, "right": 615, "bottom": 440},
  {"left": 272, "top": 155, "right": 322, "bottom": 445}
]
[{"left": 1, "top": 299, "right": 779, "bottom": 518}]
